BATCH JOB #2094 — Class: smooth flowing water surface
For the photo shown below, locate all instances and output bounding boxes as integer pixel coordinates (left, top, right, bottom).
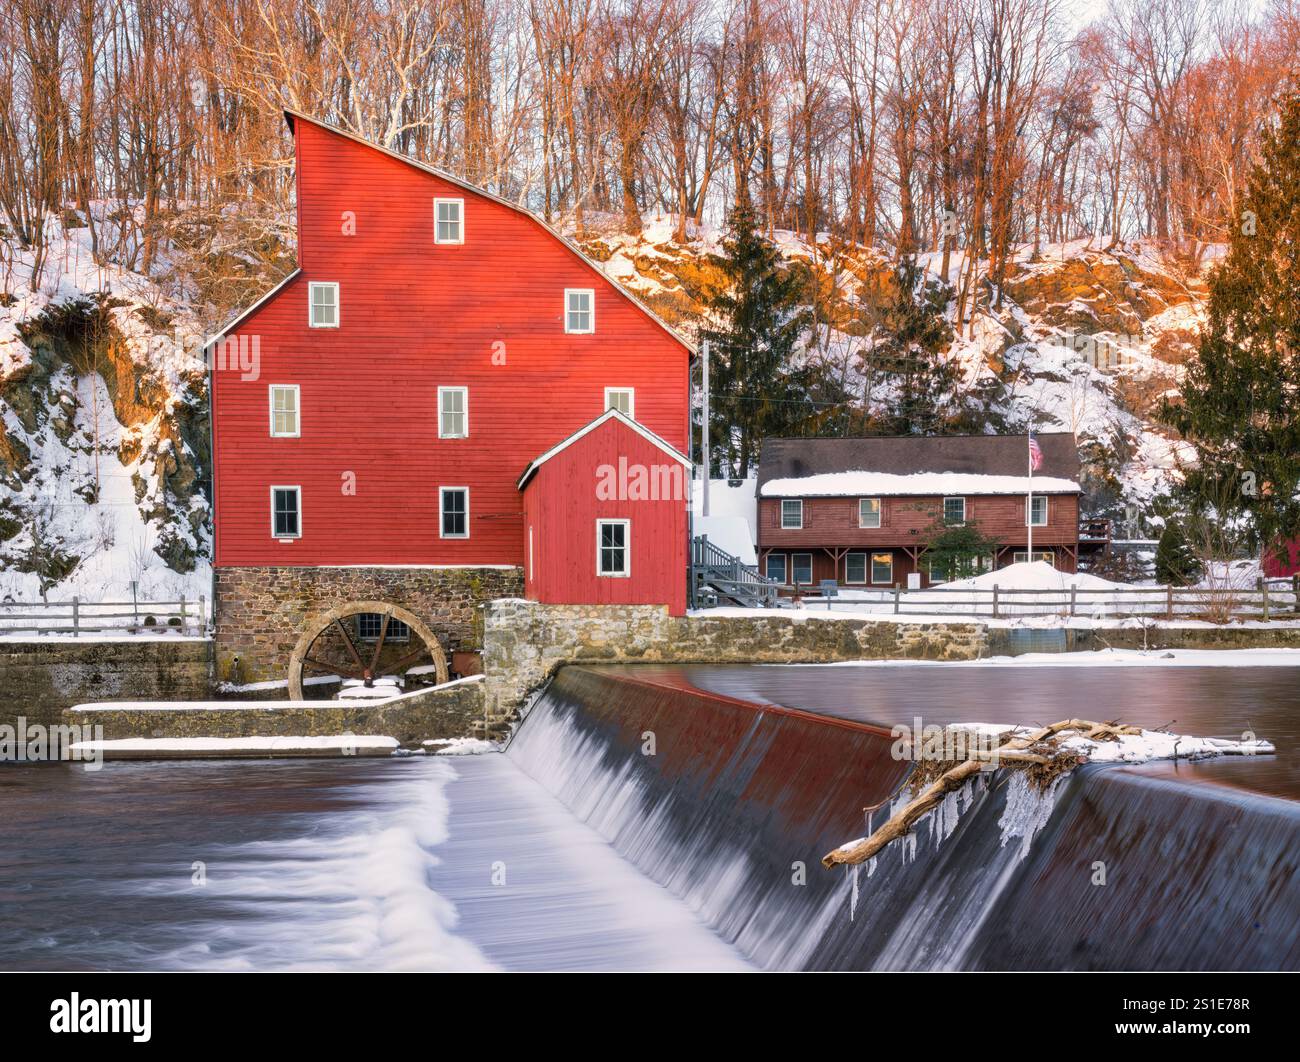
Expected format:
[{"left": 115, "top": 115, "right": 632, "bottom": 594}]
[
  {"left": 3, "top": 659, "right": 1297, "bottom": 971},
  {"left": 0, "top": 756, "right": 748, "bottom": 971},
  {"left": 616, "top": 661, "right": 1300, "bottom": 800}
]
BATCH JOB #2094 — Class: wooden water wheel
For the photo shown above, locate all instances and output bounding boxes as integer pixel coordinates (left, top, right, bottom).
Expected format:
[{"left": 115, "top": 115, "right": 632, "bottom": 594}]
[{"left": 286, "top": 600, "right": 449, "bottom": 700}]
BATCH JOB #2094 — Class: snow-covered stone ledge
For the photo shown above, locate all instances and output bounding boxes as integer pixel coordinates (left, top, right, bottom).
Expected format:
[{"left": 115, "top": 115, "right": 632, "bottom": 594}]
[
  {"left": 68, "top": 734, "right": 402, "bottom": 760},
  {"left": 62, "top": 674, "right": 486, "bottom": 748}
]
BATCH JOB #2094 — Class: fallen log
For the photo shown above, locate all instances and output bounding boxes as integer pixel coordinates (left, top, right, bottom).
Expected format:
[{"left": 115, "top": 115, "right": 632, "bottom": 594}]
[{"left": 821, "top": 718, "right": 1141, "bottom": 869}]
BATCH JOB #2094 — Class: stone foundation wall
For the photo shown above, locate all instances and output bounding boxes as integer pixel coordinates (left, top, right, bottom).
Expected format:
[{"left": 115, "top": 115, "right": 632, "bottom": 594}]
[
  {"left": 64, "top": 677, "right": 486, "bottom": 745},
  {"left": 214, "top": 565, "right": 523, "bottom": 684},
  {"left": 481, "top": 601, "right": 988, "bottom": 718},
  {"left": 1055, "top": 624, "right": 1300, "bottom": 654},
  {"left": 0, "top": 638, "right": 213, "bottom": 727}
]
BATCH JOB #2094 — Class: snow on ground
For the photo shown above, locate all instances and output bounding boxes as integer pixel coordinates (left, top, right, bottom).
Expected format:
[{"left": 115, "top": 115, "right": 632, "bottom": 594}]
[
  {"left": 692, "top": 478, "right": 757, "bottom": 528},
  {"left": 694, "top": 515, "right": 756, "bottom": 565},
  {"left": 943, "top": 560, "right": 1122, "bottom": 592},
  {"left": 1, "top": 207, "right": 211, "bottom": 605},
  {"left": 693, "top": 602, "right": 1300, "bottom": 628},
  {"left": 692, "top": 477, "right": 759, "bottom": 563}
]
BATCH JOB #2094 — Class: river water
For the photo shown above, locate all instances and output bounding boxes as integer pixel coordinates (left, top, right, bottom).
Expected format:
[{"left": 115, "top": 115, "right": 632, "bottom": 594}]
[
  {"left": 2, "top": 660, "right": 1297, "bottom": 970},
  {"left": 0, "top": 756, "right": 748, "bottom": 971}
]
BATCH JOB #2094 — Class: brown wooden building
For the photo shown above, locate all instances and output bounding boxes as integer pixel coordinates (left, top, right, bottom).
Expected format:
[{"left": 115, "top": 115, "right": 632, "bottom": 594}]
[{"left": 756, "top": 435, "right": 1083, "bottom": 589}]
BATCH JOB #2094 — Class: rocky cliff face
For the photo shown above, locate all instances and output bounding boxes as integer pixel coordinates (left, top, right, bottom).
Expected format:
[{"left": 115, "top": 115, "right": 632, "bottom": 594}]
[
  {"left": 0, "top": 213, "right": 1208, "bottom": 603},
  {"left": 581, "top": 220, "right": 1207, "bottom": 527},
  {"left": 0, "top": 224, "right": 211, "bottom": 603}
]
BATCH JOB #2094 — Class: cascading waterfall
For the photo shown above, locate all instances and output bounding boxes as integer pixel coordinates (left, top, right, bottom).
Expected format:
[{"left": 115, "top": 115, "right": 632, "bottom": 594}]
[{"left": 505, "top": 665, "right": 1300, "bottom": 971}]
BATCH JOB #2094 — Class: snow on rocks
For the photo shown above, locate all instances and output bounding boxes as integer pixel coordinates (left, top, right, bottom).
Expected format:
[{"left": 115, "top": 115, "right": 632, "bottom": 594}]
[{"left": 422, "top": 737, "right": 499, "bottom": 756}]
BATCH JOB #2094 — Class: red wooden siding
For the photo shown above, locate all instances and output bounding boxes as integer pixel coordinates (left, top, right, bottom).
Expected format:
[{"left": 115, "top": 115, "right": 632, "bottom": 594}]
[
  {"left": 1263, "top": 539, "right": 1300, "bottom": 577},
  {"left": 759, "top": 545, "right": 1078, "bottom": 590},
  {"left": 758, "top": 493, "right": 1080, "bottom": 548},
  {"left": 522, "top": 417, "right": 687, "bottom": 614},
  {"left": 212, "top": 115, "right": 690, "bottom": 568},
  {"left": 757, "top": 492, "right": 1081, "bottom": 587}
]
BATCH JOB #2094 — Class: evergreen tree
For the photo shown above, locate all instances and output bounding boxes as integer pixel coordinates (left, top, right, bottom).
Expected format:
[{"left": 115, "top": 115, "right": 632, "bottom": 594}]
[
  {"left": 1163, "top": 93, "right": 1300, "bottom": 560},
  {"left": 863, "top": 258, "right": 960, "bottom": 436},
  {"left": 1155, "top": 520, "right": 1200, "bottom": 586},
  {"left": 921, "top": 522, "right": 1001, "bottom": 583},
  {"left": 700, "top": 195, "right": 816, "bottom": 476}
]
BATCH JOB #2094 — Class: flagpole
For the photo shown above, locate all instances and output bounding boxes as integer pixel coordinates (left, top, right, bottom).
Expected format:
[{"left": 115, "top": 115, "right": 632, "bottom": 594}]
[{"left": 1027, "top": 431, "right": 1034, "bottom": 561}]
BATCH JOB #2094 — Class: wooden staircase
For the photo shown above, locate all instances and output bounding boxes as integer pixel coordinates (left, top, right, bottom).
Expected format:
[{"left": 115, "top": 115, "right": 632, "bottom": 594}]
[{"left": 690, "top": 534, "right": 780, "bottom": 608}]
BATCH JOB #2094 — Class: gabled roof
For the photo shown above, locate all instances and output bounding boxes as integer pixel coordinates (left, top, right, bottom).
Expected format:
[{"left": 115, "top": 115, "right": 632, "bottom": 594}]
[
  {"left": 282, "top": 110, "right": 695, "bottom": 357},
  {"left": 517, "top": 409, "right": 690, "bottom": 491},
  {"left": 757, "top": 434, "right": 1082, "bottom": 495},
  {"left": 203, "top": 269, "right": 301, "bottom": 353}
]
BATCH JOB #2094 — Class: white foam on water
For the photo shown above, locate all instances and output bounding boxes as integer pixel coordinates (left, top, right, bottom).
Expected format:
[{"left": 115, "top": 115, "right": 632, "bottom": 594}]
[
  {"left": 504, "top": 700, "right": 836, "bottom": 970},
  {"left": 438, "top": 753, "right": 751, "bottom": 971},
  {"left": 132, "top": 760, "right": 494, "bottom": 972}
]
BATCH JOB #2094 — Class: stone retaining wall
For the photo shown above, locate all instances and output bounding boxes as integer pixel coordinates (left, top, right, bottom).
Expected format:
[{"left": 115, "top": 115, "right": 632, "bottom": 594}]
[
  {"left": 984, "top": 624, "right": 1300, "bottom": 656},
  {"left": 213, "top": 565, "right": 523, "bottom": 684},
  {"left": 0, "top": 638, "right": 212, "bottom": 728},
  {"left": 63, "top": 678, "right": 485, "bottom": 745},
  {"left": 481, "top": 600, "right": 988, "bottom": 718}
]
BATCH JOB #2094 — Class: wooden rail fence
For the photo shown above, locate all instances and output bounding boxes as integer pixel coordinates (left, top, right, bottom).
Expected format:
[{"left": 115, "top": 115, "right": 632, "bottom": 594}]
[
  {"left": 0, "top": 594, "right": 208, "bottom": 636},
  {"left": 793, "top": 576, "right": 1300, "bottom": 622}
]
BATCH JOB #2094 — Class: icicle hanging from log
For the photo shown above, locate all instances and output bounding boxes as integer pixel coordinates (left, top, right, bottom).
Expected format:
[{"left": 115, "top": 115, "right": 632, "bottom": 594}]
[{"left": 821, "top": 718, "right": 1146, "bottom": 869}]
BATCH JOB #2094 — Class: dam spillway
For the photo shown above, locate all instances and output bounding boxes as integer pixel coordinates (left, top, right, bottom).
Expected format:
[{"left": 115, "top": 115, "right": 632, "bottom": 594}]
[{"left": 504, "top": 664, "right": 1300, "bottom": 970}]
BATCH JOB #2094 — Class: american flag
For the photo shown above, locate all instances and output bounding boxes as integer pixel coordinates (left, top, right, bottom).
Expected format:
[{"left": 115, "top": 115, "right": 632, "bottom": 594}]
[{"left": 1028, "top": 429, "right": 1043, "bottom": 472}]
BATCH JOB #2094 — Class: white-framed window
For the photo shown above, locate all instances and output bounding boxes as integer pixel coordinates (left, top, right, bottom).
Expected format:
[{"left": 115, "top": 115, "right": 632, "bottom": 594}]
[
  {"left": 604, "top": 387, "right": 635, "bottom": 417},
  {"left": 791, "top": 553, "right": 813, "bottom": 585},
  {"left": 765, "top": 553, "right": 787, "bottom": 583},
  {"left": 271, "top": 485, "right": 301, "bottom": 539},
  {"left": 858, "top": 497, "right": 881, "bottom": 528},
  {"left": 845, "top": 552, "right": 867, "bottom": 584},
  {"left": 781, "top": 498, "right": 803, "bottom": 529},
  {"left": 597, "top": 519, "right": 630, "bottom": 576},
  {"left": 308, "top": 282, "right": 339, "bottom": 328},
  {"left": 440, "top": 487, "right": 469, "bottom": 538},
  {"left": 566, "top": 288, "right": 595, "bottom": 334},
  {"left": 355, "top": 613, "right": 410, "bottom": 643},
  {"left": 269, "top": 384, "right": 300, "bottom": 438},
  {"left": 1027, "top": 495, "right": 1048, "bottom": 526},
  {"left": 438, "top": 386, "right": 468, "bottom": 438},
  {"left": 943, "top": 497, "right": 966, "bottom": 524},
  {"left": 1013, "top": 550, "right": 1055, "bottom": 566},
  {"left": 871, "top": 551, "right": 893, "bottom": 584},
  {"left": 434, "top": 198, "right": 464, "bottom": 244}
]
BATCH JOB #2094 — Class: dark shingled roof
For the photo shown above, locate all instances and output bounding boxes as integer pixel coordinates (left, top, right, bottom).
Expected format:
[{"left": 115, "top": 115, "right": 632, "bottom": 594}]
[{"left": 757, "top": 434, "right": 1080, "bottom": 492}]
